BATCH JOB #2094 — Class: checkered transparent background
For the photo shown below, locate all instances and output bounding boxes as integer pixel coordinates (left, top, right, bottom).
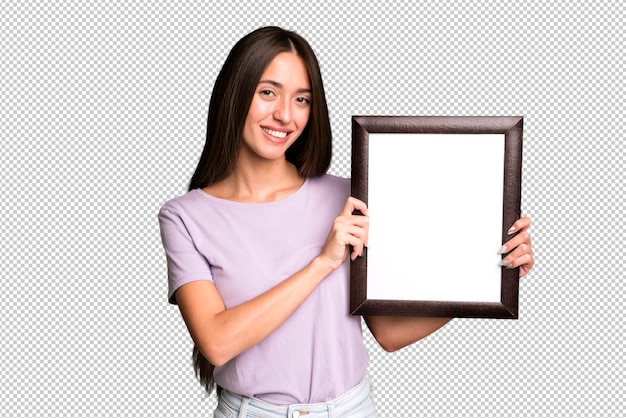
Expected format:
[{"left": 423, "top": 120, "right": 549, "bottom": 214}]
[{"left": 1, "top": 1, "right": 624, "bottom": 417}]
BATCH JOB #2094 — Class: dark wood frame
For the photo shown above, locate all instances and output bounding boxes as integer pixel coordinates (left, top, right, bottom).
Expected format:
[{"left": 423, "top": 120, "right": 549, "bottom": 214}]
[{"left": 350, "top": 115, "right": 523, "bottom": 318}]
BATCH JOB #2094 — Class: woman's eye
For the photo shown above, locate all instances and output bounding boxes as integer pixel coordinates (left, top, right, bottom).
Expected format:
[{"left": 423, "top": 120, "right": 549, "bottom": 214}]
[
  {"left": 260, "top": 90, "right": 274, "bottom": 97},
  {"left": 297, "top": 97, "right": 311, "bottom": 105}
]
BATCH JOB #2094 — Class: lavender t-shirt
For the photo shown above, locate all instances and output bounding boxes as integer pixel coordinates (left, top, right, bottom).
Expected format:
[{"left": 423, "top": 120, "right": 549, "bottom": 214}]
[{"left": 158, "top": 174, "right": 369, "bottom": 404}]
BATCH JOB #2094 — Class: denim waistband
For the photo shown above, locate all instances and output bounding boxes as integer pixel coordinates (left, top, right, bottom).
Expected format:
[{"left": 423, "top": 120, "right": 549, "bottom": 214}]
[{"left": 218, "top": 376, "right": 375, "bottom": 418}]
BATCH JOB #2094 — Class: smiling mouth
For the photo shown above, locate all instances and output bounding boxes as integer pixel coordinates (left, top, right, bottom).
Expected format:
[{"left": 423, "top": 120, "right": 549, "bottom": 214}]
[{"left": 262, "top": 127, "right": 289, "bottom": 139}]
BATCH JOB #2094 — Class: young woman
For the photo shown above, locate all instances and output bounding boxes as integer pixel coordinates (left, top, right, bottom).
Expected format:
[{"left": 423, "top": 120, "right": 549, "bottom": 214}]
[{"left": 158, "top": 26, "right": 534, "bottom": 417}]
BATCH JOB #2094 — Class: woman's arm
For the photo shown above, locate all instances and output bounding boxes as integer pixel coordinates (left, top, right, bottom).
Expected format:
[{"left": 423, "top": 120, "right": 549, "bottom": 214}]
[
  {"left": 176, "top": 257, "right": 333, "bottom": 367},
  {"left": 364, "top": 316, "right": 452, "bottom": 352},
  {"left": 366, "top": 217, "right": 534, "bottom": 352},
  {"left": 176, "top": 197, "right": 369, "bottom": 367}
]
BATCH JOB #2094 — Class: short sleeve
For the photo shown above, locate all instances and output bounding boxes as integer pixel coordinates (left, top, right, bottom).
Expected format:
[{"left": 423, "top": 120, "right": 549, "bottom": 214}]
[{"left": 158, "top": 205, "right": 214, "bottom": 304}]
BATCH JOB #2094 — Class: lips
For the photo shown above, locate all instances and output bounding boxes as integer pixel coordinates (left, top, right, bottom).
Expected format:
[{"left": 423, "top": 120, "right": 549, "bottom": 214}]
[{"left": 262, "top": 127, "right": 290, "bottom": 139}]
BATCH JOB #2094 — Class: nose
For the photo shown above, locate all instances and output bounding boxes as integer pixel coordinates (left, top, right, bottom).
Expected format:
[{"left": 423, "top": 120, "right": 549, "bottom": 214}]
[{"left": 272, "top": 97, "right": 292, "bottom": 123}]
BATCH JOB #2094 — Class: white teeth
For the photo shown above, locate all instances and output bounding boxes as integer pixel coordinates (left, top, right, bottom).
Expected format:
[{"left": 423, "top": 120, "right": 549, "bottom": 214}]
[{"left": 263, "top": 128, "right": 288, "bottom": 139}]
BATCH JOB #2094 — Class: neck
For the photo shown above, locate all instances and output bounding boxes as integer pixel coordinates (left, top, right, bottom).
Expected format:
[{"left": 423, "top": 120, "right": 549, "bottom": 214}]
[{"left": 208, "top": 155, "right": 304, "bottom": 203}]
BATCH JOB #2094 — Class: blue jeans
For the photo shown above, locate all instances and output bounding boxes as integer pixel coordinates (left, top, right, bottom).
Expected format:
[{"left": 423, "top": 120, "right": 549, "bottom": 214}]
[{"left": 214, "top": 377, "right": 378, "bottom": 418}]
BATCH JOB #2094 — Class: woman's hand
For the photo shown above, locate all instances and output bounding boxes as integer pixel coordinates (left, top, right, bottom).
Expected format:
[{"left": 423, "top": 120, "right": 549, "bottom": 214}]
[
  {"left": 499, "top": 216, "right": 535, "bottom": 278},
  {"left": 318, "top": 197, "right": 369, "bottom": 271}
]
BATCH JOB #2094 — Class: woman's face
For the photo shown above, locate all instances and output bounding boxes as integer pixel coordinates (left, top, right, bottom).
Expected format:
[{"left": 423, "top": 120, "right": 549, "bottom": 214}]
[{"left": 241, "top": 52, "right": 311, "bottom": 163}]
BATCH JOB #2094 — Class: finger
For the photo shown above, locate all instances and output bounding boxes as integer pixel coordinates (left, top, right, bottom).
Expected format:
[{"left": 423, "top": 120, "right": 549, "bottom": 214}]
[
  {"left": 500, "top": 244, "right": 533, "bottom": 269},
  {"left": 350, "top": 241, "right": 364, "bottom": 260},
  {"left": 340, "top": 196, "right": 369, "bottom": 217},
  {"left": 508, "top": 252, "right": 535, "bottom": 271},
  {"left": 346, "top": 224, "right": 369, "bottom": 253},
  {"left": 336, "top": 214, "right": 369, "bottom": 228},
  {"left": 331, "top": 228, "right": 365, "bottom": 261},
  {"left": 498, "top": 230, "right": 531, "bottom": 254},
  {"left": 348, "top": 231, "right": 368, "bottom": 260},
  {"left": 507, "top": 216, "right": 531, "bottom": 235},
  {"left": 337, "top": 222, "right": 368, "bottom": 242},
  {"left": 335, "top": 212, "right": 369, "bottom": 247},
  {"left": 330, "top": 219, "right": 368, "bottom": 248}
]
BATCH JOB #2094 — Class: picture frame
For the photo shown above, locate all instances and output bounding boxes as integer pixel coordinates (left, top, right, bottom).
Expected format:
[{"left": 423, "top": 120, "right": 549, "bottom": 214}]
[{"left": 350, "top": 115, "right": 523, "bottom": 318}]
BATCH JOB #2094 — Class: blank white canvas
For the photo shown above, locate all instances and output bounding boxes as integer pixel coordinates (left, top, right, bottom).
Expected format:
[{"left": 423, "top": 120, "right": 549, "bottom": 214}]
[{"left": 366, "top": 133, "right": 505, "bottom": 302}]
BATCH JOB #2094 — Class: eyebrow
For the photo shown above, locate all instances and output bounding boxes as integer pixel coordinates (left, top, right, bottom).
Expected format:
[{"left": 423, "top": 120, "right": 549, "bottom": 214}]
[{"left": 258, "top": 79, "right": 312, "bottom": 94}]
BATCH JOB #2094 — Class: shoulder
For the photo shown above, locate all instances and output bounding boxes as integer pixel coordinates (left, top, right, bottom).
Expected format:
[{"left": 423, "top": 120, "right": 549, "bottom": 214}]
[
  {"left": 300, "top": 175, "right": 350, "bottom": 215},
  {"left": 307, "top": 174, "right": 350, "bottom": 196},
  {"left": 158, "top": 189, "right": 206, "bottom": 219}
]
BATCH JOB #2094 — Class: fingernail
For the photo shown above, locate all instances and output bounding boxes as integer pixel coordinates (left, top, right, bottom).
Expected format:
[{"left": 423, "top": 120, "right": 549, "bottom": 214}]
[
  {"left": 498, "top": 245, "right": 508, "bottom": 254},
  {"left": 500, "top": 259, "right": 511, "bottom": 267},
  {"left": 507, "top": 226, "right": 516, "bottom": 235}
]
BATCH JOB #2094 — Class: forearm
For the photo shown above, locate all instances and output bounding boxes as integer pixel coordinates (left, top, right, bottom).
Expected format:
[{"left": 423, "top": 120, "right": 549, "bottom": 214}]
[
  {"left": 186, "top": 257, "right": 334, "bottom": 367},
  {"left": 181, "top": 196, "right": 370, "bottom": 367},
  {"left": 364, "top": 315, "right": 452, "bottom": 352}
]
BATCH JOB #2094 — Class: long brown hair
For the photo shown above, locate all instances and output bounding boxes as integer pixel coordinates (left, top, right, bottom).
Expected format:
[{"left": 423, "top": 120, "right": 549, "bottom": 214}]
[
  {"left": 188, "top": 26, "right": 333, "bottom": 395},
  {"left": 188, "top": 26, "right": 332, "bottom": 191},
  {"left": 192, "top": 344, "right": 221, "bottom": 396}
]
